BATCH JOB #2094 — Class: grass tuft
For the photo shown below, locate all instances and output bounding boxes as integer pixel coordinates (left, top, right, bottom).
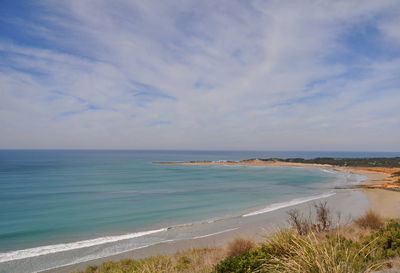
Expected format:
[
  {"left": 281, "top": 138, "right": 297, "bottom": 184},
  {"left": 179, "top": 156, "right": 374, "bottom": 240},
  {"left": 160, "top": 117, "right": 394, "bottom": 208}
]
[
  {"left": 261, "top": 230, "right": 383, "bottom": 273},
  {"left": 74, "top": 248, "right": 224, "bottom": 273},
  {"left": 225, "top": 237, "right": 256, "bottom": 257},
  {"left": 355, "top": 210, "right": 384, "bottom": 230}
]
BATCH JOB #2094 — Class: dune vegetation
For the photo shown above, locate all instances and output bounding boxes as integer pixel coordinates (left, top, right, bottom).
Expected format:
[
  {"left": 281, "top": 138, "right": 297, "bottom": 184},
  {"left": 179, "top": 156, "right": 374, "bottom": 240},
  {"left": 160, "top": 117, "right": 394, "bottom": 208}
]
[{"left": 74, "top": 204, "right": 400, "bottom": 273}]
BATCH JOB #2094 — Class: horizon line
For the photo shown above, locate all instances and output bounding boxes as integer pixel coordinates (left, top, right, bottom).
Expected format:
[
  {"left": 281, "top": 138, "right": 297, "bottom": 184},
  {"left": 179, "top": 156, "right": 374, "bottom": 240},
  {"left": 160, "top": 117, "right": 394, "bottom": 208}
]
[{"left": 0, "top": 149, "right": 399, "bottom": 153}]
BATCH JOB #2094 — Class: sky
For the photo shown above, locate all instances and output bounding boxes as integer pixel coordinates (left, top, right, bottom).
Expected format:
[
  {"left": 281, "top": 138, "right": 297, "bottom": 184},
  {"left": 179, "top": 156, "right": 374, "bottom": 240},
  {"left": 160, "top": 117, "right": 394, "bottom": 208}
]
[{"left": 0, "top": 0, "right": 399, "bottom": 151}]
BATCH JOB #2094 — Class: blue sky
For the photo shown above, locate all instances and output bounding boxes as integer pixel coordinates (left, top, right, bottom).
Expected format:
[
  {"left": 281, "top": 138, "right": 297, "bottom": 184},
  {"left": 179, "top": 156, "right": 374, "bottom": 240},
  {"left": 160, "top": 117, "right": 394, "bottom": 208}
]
[{"left": 0, "top": 0, "right": 399, "bottom": 151}]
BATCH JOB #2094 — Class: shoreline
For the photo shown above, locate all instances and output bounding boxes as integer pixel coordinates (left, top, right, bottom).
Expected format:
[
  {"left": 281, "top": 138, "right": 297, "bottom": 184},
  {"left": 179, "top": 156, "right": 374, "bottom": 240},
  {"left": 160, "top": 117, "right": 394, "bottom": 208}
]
[
  {"left": 159, "top": 159, "right": 400, "bottom": 218},
  {"left": 339, "top": 168, "right": 400, "bottom": 218},
  {"left": 40, "top": 161, "right": 400, "bottom": 273},
  {"left": 159, "top": 159, "right": 400, "bottom": 190},
  {"left": 45, "top": 192, "right": 368, "bottom": 273}
]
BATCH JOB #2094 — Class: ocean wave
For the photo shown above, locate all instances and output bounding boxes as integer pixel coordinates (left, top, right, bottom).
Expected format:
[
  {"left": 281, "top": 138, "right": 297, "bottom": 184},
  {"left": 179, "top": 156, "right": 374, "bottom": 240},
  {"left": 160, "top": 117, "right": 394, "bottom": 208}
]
[
  {"left": 35, "top": 239, "right": 176, "bottom": 273},
  {"left": 242, "top": 192, "right": 336, "bottom": 217},
  {"left": 348, "top": 173, "right": 368, "bottom": 184},
  {"left": 333, "top": 170, "right": 367, "bottom": 185},
  {"left": 192, "top": 228, "right": 238, "bottom": 239},
  {"left": 313, "top": 167, "right": 367, "bottom": 187},
  {"left": 319, "top": 168, "right": 338, "bottom": 174},
  {"left": 0, "top": 228, "right": 167, "bottom": 263},
  {"left": 37, "top": 228, "right": 240, "bottom": 273}
]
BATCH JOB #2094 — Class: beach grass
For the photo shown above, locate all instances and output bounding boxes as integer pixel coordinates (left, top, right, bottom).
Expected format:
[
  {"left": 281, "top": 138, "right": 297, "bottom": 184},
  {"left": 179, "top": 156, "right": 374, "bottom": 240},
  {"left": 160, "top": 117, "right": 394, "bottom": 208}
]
[
  {"left": 73, "top": 247, "right": 225, "bottom": 273},
  {"left": 355, "top": 210, "right": 384, "bottom": 230},
  {"left": 225, "top": 237, "right": 256, "bottom": 258}
]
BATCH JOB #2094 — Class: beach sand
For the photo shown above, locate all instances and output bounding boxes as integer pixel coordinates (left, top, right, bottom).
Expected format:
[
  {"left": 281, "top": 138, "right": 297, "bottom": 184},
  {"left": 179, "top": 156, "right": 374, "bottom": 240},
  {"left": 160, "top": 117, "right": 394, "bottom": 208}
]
[
  {"left": 44, "top": 164, "right": 399, "bottom": 273},
  {"left": 340, "top": 168, "right": 400, "bottom": 218}
]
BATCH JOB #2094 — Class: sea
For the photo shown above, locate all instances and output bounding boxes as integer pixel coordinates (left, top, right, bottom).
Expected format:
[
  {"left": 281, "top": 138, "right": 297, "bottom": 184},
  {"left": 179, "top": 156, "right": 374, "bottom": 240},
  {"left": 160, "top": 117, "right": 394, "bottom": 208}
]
[{"left": 1, "top": 150, "right": 399, "bottom": 273}]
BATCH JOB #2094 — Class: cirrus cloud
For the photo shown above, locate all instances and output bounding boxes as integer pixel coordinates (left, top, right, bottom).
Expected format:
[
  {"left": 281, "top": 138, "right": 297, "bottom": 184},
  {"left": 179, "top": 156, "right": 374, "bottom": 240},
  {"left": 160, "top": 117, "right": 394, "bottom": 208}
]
[{"left": 0, "top": 0, "right": 399, "bottom": 151}]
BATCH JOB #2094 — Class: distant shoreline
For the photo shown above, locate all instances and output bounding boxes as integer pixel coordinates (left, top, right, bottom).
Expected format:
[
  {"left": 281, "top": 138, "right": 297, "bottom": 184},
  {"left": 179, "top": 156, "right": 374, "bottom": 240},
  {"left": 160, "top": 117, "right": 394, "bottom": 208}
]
[
  {"left": 157, "top": 158, "right": 400, "bottom": 218},
  {"left": 157, "top": 158, "right": 400, "bottom": 186}
]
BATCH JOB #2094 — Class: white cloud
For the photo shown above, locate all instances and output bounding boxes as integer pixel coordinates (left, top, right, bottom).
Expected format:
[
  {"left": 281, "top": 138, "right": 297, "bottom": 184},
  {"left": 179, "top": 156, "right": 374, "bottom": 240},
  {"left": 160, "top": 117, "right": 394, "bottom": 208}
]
[{"left": 0, "top": 0, "right": 399, "bottom": 150}]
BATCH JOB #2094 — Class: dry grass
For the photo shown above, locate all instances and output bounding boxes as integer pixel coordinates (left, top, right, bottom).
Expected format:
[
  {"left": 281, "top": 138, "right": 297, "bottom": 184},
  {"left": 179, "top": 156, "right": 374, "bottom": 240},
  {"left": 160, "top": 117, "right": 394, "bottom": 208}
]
[
  {"left": 355, "top": 210, "right": 384, "bottom": 230},
  {"left": 287, "top": 201, "right": 336, "bottom": 235},
  {"left": 75, "top": 247, "right": 225, "bottom": 273},
  {"left": 225, "top": 237, "right": 256, "bottom": 257},
  {"left": 172, "top": 247, "right": 225, "bottom": 272},
  {"left": 261, "top": 230, "right": 384, "bottom": 273},
  {"left": 386, "top": 256, "right": 400, "bottom": 272},
  {"left": 331, "top": 222, "right": 370, "bottom": 241}
]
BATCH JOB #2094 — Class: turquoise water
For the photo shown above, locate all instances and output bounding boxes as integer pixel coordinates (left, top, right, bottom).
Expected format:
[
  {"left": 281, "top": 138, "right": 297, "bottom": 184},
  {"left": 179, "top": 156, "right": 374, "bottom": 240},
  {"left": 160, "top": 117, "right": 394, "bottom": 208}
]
[{"left": 0, "top": 150, "right": 398, "bottom": 272}]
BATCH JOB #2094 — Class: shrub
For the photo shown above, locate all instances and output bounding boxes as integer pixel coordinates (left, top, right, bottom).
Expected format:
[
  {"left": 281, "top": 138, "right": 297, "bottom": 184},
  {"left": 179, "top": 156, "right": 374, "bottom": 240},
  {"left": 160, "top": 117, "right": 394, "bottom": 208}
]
[
  {"left": 392, "top": 171, "right": 400, "bottom": 183},
  {"left": 226, "top": 237, "right": 256, "bottom": 257},
  {"left": 313, "top": 201, "right": 332, "bottom": 232},
  {"left": 80, "top": 265, "right": 98, "bottom": 273},
  {"left": 287, "top": 201, "right": 334, "bottom": 235},
  {"left": 355, "top": 210, "right": 384, "bottom": 230},
  {"left": 361, "top": 220, "right": 400, "bottom": 259},
  {"left": 213, "top": 250, "right": 261, "bottom": 273},
  {"left": 174, "top": 256, "right": 192, "bottom": 271},
  {"left": 287, "top": 209, "right": 311, "bottom": 235}
]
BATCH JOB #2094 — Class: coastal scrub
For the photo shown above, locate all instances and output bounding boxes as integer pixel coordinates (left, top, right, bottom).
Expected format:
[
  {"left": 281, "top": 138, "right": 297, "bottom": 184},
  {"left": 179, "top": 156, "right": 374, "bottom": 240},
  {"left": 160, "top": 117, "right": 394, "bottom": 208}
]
[{"left": 75, "top": 215, "right": 400, "bottom": 273}]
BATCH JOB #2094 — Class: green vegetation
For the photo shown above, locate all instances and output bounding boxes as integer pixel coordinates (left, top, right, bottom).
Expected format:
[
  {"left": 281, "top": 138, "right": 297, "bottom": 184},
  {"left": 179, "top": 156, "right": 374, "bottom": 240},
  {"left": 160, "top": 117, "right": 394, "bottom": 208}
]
[
  {"left": 74, "top": 207, "right": 400, "bottom": 273},
  {"left": 225, "top": 237, "right": 256, "bottom": 258},
  {"left": 260, "top": 157, "right": 400, "bottom": 167},
  {"left": 361, "top": 220, "right": 400, "bottom": 259},
  {"left": 393, "top": 171, "right": 400, "bottom": 183},
  {"left": 390, "top": 171, "right": 400, "bottom": 183}
]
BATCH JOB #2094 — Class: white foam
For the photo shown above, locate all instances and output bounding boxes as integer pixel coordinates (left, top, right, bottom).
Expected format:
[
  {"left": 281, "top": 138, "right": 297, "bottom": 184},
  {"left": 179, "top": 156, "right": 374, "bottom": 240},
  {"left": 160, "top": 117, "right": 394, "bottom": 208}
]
[
  {"left": 35, "top": 228, "right": 238, "bottom": 273},
  {"left": 36, "top": 239, "right": 176, "bottom": 273},
  {"left": 192, "top": 228, "right": 238, "bottom": 239},
  {"left": 320, "top": 168, "right": 338, "bottom": 174},
  {"left": 333, "top": 170, "right": 368, "bottom": 186},
  {"left": 349, "top": 173, "right": 368, "bottom": 184},
  {"left": 242, "top": 192, "right": 336, "bottom": 217},
  {"left": 0, "top": 228, "right": 167, "bottom": 263}
]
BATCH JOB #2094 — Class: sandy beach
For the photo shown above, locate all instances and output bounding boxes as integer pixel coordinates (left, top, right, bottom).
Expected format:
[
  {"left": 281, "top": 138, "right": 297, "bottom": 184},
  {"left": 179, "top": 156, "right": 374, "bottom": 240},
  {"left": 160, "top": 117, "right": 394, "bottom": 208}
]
[
  {"left": 336, "top": 168, "right": 400, "bottom": 218},
  {"left": 42, "top": 161, "right": 400, "bottom": 273}
]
